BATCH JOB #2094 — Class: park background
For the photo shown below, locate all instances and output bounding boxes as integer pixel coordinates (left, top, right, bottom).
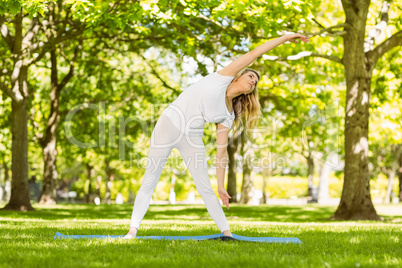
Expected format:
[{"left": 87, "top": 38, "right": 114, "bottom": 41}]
[
  {"left": 1, "top": 0, "right": 401, "bottom": 216},
  {"left": 0, "top": 0, "right": 401, "bottom": 267}
]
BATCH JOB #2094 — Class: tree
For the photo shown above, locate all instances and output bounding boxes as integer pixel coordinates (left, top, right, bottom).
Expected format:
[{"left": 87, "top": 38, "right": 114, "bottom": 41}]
[
  {"left": 399, "top": 154, "right": 402, "bottom": 202},
  {"left": 323, "top": 0, "right": 400, "bottom": 219},
  {"left": 0, "top": 90, "right": 12, "bottom": 202},
  {"left": 239, "top": 118, "right": 254, "bottom": 204},
  {"left": 226, "top": 127, "right": 242, "bottom": 203},
  {"left": 369, "top": 91, "right": 402, "bottom": 204},
  {"left": 0, "top": 0, "right": 227, "bottom": 208},
  {"left": 37, "top": 37, "right": 81, "bottom": 205},
  {"left": 259, "top": 0, "right": 401, "bottom": 219},
  {"left": 0, "top": 0, "right": 108, "bottom": 210},
  {"left": 368, "top": 33, "right": 402, "bottom": 203},
  {"left": 0, "top": 9, "right": 38, "bottom": 210},
  {"left": 324, "top": 0, "right": 401, "bottom": 220}
]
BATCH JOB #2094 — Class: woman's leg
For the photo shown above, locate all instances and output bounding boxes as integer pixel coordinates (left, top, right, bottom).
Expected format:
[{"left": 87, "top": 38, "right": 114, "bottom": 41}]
[
  {"left": 176, "top": 134, "right": 231, "bottom": 233},
  {"left": 129, "top": 115, "right": 181, "bottom": 230}
]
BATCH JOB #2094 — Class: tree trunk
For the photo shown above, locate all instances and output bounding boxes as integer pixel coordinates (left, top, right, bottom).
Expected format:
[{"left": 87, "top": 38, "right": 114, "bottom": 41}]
[
  {"left": 0, "top": 160, "right": 11, "bottom": 202},
  {"left": 104, "top": 159, "right": 112, "bottom": 204},
  {"left": 332, "top": 75, "right": 380, "bottom": 219},
  {"left": 227, "top": 128, "right": 242, "bottom": 203},
  {"left": 3, "top": 163, "right": 10, "bottom": 202},
  {"left": 332, "top": 0, "right": 380, "bottom": 220},
  {"left": 1, "top": 13, "right": 33, "bottom": 211},
  {"left": 2, "top": 98, "right": 34, "bottom": 211},
  {"left": 1, "top": 162, "right": 11, "bottom": 202},
  {"left": 39, "top": 50, "right": 62, "bottom": 205},
  {"left": 262, "top": 166, "right": 271, "bottom": 204},
  {"left": 227, "top": 143, "right": 237, "bottom": 203},
  {"left": 384, "top": 145, "right": 402, "bottom": 204},
  {"left": 239, "top": 128, "right": 253, "bottom": 204},
  {"left": 239, "top": 153, "right": 252, "bottom": 204},
  {"left": 86, "top": 163, "right": 93, "bottom": 203},
  {"left": 39, "top": 138, "right": 58, "bottom": 204},
  {"left": 306, "top": 152, "right": 315, "bottom": 200},
  {"left": 4, "top": 163, "right": 9, "bottom": 183},
  {"left": 318, "top": 159, "right": 331, "bottom": 203},
  {"left": 398, "top": 151, "right": 402, "bottom": 202}
]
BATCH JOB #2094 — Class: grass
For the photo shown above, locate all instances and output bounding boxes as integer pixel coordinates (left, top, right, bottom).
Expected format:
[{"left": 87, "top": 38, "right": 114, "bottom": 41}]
[{"left": 0, "top": 203, "right": 401, "bottom": 268}]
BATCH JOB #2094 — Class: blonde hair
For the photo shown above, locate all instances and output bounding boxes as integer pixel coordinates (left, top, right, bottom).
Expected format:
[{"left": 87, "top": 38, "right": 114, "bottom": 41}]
[{"left": 231, "top": 68, "right": 262, "bottom": 131}]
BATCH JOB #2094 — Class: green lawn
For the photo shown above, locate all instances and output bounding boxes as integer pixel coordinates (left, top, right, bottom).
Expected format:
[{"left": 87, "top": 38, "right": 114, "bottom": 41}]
[{"left": 0, "top": 203, "right": 401, "bottom": 268}]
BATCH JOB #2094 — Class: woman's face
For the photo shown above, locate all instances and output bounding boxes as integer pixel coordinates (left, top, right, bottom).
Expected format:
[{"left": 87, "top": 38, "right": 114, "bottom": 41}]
[{"left": 237, "top": 71, "right": 258, "bottom": 95}]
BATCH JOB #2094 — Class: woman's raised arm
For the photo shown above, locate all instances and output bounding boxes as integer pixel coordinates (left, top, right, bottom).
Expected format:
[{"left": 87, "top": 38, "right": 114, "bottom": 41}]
[{"left": 218, "top": 34, "right": 309, "bottom": 76}]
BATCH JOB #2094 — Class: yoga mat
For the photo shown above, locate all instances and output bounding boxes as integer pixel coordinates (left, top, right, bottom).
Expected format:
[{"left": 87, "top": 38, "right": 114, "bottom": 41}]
[{"left": 54, "top": 231, "right": 302, "bottom": 244}]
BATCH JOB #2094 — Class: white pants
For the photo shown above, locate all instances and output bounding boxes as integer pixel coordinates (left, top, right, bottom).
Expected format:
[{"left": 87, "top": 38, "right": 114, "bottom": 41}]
[{"left": 130, "top": 114, "right": 230, "bottom": 232}]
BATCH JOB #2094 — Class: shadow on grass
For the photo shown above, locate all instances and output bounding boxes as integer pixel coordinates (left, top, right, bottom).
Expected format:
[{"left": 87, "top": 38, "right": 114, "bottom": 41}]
[
  {"left": 0, "top": 204, "right": 335, "bottom": 222},
  {"left": 0, "top": 204, "right": 400, "bottom": 223}
]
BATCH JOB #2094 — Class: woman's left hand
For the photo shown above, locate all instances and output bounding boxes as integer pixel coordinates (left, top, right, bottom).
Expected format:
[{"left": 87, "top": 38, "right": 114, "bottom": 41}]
[
  {"left": 284, "top": 33, "right": 309, "bottom": 43},
  {"left": 218, "top": 188, "right": 231, "bottom": 209}
]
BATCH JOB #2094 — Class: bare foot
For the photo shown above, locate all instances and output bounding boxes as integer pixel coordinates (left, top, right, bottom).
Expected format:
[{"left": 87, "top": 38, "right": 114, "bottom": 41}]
[
  {"left": 123, "top": 227, "right": 138, "bottom": 239},
  {"left": 222, "top": 230, "right": 233, "bottom": 237}
]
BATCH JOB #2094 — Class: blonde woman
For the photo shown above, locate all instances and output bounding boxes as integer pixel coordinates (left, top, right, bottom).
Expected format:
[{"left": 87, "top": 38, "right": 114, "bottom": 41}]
[{"left": 125, "top": 33, "right": 309, "bottom": 239}]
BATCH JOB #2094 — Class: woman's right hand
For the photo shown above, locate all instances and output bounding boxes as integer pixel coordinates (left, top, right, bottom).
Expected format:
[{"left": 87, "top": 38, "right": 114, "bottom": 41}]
[{"left": 218, "top": 187, "right": 231, "bottom": 210}]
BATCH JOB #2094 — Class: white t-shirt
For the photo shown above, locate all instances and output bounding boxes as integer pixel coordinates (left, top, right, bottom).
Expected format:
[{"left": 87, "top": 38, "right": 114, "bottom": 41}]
[{"left": 161, "top": 72, "right": 235, "bottom": 136}]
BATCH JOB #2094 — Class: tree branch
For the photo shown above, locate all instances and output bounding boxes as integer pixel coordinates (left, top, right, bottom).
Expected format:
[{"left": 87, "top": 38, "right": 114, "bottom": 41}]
[
  {"left": 367, "top": 30, "right": 402, "bottom": 69},
  {"left": 1, "top": 68, "right": 11, "bottom": 76},
  {"left": 59, "top": 92, "right": 138, "bottom": 117},
  {"left": 53, "top": 27, "right": 86, "bottom": 45},
  {"left": 28, "top": 16, "right": 85, "bottom": 66},
  {"left": 196, "top": 13, "right": 274, "bottom": 40},
  {"left": 28, "top": 109, "right": 44, "bottom": 143},
  {"left": 59, "top": 40, "right": 82, "bottom": 90},
  {"left": 305, "top": 20, "right": 348, "bottom": 37},
  {"left": 139, "top": 54, "right": 181, "bottom": 95},
  {"left": 22, "top": 17, "right": 41, "bottom": 47},
  {"left": 263, "top": 51, "right": 343, "bottom": 64},
  {"left": 27, "top": 45, "right": 48, "bottom": 66},
  {"left": 0, "top": 80, "right": 18, "bottom": 102},
  {"left": 364, "top": 0, "right": 391, "bottom": 52},
  {"left": 1, "top": 55, "right": 12, "bottom": 76},
  {"left": 310, "top": 53, "right": 343, "bottom": 64},
  {"left": 0, "top": 15, "right": 14, "bottom": 51}
]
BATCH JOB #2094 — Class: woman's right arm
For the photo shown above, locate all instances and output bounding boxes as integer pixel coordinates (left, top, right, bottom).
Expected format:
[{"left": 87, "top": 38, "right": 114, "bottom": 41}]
[{"left": 218, "top": 34, "right": 309, "bottom": 77}]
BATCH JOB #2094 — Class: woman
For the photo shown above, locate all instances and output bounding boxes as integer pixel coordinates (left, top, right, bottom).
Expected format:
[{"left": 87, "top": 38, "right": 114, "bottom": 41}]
[{"left": 124, "top": 33, "right": 309, "bottom": 239}]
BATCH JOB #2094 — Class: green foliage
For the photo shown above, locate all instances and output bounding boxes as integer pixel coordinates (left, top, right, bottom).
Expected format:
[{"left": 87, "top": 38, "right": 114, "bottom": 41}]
[
  {"left": 1, "top": 0, "right": 401, "bottom": 206},
  {"left": 369, "top": 46, "right": 402, "bottom": 180},
  {"left": 0, "top": 0, "right": 24, "bottom": 15},
  {"left": 0, "top": 93, "right": 11, "bottom": 159}
]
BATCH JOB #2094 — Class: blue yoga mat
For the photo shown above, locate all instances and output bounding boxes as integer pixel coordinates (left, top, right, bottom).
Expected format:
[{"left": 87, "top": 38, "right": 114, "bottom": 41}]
[{"left": 54, "top": 231, "right": 302, "bottom": 244}]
